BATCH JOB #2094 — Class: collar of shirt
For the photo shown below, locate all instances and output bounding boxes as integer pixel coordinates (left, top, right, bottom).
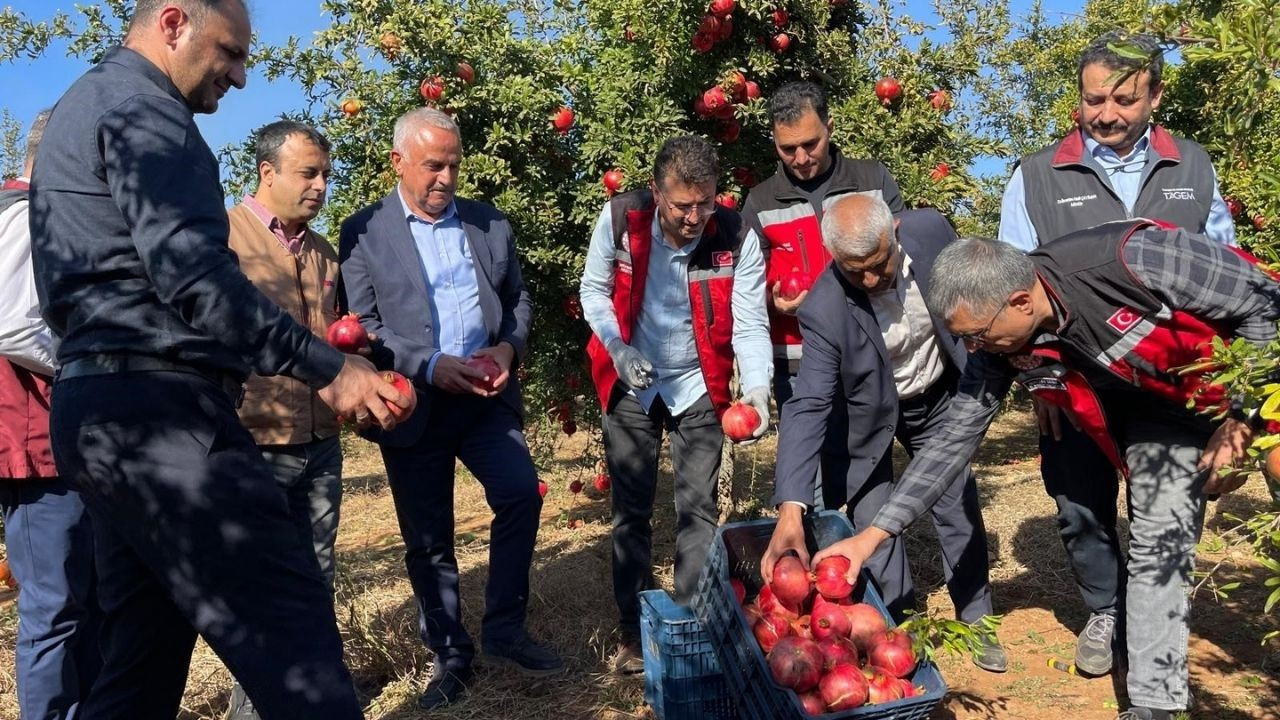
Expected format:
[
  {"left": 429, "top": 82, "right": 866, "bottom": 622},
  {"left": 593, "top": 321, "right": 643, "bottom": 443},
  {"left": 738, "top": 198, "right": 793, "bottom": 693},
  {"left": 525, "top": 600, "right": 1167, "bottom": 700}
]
[
  {"left": 1083, "top": 125, "right": 1151, "bottom": 168},
  {"left": 397, "top": 184, "right": 458, "bottom": 226},
  {"left": 105, "top": 46, "right": 189, "bottom": 110},
  {"left": 650, "top": 214, "right": 702, "bottom": 255},
  {"left": 242, "top": 194, "right": 307, "bottom": 256}
]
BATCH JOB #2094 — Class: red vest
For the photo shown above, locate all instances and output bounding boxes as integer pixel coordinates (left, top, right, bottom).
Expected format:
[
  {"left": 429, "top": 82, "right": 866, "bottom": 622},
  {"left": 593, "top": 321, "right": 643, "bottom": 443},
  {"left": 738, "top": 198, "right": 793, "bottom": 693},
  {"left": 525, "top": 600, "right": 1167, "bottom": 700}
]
[
  {"left": 1013, "top": 219, "right": 1275, "bottom": 475},
  {"left": 0, "top": 183, "right": 56, "bottom": 479},
  {"left": 586, "top": 190, "right": 743, "bottom": 417}
]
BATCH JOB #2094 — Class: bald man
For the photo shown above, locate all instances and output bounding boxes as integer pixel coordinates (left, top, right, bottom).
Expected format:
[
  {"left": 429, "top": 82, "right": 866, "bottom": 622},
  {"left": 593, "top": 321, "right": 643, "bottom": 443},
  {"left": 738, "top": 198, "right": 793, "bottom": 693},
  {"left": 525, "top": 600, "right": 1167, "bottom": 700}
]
[{"left": 760, "top": 196, "right": 1005, "bottom": 671}]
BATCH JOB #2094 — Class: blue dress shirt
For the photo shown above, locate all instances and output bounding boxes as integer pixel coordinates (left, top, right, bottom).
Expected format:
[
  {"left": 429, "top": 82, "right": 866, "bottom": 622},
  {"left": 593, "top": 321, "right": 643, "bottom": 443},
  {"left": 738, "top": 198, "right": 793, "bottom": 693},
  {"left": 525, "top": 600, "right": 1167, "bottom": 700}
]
[
  {"left": 999, "top": 126, "right": 1236, "bottom": 252},
  {"left": 397, "top": 187, "right": 488, "bottom": 382}
]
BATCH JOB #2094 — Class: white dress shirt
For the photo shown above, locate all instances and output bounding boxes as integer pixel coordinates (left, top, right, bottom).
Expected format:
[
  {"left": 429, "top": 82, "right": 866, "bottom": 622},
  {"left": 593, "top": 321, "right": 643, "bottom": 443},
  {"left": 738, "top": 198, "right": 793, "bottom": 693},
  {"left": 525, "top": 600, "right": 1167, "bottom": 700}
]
[
  {"left": 0, "top": 180, "right": 57, "bottom": 375},
  {"left": 867, "top": 248, "right": 944, "bottom": 399}
]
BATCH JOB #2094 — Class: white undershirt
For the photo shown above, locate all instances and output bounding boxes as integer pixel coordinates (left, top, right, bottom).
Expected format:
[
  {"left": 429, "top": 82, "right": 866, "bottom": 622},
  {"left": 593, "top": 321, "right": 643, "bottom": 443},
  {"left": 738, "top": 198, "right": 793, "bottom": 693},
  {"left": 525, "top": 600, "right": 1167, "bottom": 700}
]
[
  {"left": 0, "top": 182, "right": 56, "bottom": 375},
  {"left": 867, "top": 248, "right": 944, "bottom": 399}
]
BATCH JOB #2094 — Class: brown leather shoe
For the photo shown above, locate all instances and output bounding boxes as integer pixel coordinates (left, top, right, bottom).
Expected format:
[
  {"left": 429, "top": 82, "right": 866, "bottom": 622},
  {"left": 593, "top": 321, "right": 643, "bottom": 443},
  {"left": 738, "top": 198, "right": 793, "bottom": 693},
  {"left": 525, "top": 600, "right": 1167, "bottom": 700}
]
[{"left": 613, "top": 634, "right": 645, "bottom": 675}]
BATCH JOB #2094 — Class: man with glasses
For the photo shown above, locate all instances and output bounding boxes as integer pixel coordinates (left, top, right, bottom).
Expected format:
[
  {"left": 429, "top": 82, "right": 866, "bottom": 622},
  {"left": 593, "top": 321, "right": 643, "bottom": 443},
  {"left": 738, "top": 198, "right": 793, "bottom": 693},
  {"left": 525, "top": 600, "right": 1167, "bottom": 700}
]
[
  {"left": 580, "top": 135, "right": 772, "bottom": 674},
  {"left": 759, "top": 194, "right": 1006, "bottom": 671},
  {"left": 998, "top": 31, "right": 1236, "bottom": 678},
  {"left": 815, "top": 224, "right": 1278, "bottom": 720}
]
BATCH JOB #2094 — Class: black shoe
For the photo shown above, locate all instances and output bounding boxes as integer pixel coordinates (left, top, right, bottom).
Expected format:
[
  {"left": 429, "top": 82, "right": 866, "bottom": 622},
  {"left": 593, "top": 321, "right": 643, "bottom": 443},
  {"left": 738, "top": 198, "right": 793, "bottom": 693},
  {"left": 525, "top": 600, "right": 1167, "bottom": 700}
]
[
  {"left": 971, "top": 633, "right": 1009, "bottom": 673},
  {"left": 417, "top": 666, "right": 472, "bottom": 711},
  {"left": 613, "top": 631, "right": 645, "bottom": 675},
  {"left": 481, "top": 632, "right": 565, "bottom": 676}
]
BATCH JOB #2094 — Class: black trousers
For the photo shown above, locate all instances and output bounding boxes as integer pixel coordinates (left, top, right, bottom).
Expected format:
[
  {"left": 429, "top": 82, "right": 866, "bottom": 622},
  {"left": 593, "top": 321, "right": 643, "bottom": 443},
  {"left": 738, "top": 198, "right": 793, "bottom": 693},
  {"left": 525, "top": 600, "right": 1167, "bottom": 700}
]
[
  {"left": 379, "top": 391, "right": 543, "bottom": 671},
  {"left": 1040, "top": 422, "right": 1123, "bottom": 616},
  {"left": 50, "top": 371, "right": 361, "bottom": 720},
  {"left": 823, "top": 370, "right": 994, "bottom": 624},
  {"left": 604, "top": 390, "right": 722, "bottom": 635}
]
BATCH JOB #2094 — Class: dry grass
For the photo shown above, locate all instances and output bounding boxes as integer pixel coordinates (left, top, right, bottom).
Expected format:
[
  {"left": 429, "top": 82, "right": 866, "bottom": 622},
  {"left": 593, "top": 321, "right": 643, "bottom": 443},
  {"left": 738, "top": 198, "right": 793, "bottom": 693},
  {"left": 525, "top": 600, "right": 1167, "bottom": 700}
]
[{"left": 1, "top": 401, "right": 1278, "bottom": 719}]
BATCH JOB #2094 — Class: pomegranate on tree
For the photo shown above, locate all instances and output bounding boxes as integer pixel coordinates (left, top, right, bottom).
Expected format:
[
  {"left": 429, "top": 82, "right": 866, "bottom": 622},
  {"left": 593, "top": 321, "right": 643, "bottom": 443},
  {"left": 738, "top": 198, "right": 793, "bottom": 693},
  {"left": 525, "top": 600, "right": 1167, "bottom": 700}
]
[
  {"left": 419, "top": 75, "right": 445, "bottom": 102},
  {"left": 874, "top": 76, "right": 902, "bottom": 105},
  {"left": 551, "top": 106, "right": 575, "bottom": 134},
  {"left": 708, "top": 0, "right": 736, "bottom": 17},
  {"left": 455, "top": 62, "right": 475, "bottom": 84}
]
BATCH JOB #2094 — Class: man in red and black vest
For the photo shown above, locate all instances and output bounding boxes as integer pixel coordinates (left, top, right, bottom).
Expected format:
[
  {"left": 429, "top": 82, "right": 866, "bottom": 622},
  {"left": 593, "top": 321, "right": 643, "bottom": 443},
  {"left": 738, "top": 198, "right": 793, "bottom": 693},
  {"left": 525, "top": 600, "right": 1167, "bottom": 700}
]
[
  {"left": 0, "top": 110, "right": 101, "bottom": 718},
  {"left": 742, "top": 81, "right": 905, "bottom": 421},
  {"left": 998, "top": 31, "right": 1237, "bottom": 677},
  {"left": 580, "top": 135, "right": 772, "bottom": 674},
  {"left": 816, "top": 224, "right": 1280, "bottom": 720}
]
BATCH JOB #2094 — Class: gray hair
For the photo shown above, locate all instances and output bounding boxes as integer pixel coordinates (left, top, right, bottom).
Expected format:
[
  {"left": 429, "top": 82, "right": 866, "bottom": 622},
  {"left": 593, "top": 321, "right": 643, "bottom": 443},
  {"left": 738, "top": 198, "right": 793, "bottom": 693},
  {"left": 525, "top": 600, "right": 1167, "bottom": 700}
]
[
  {"left": 23, "top": 109, "right": 51, "bottom": 170},
  {"left": 1078, "top": 31, "right": 1164, "bottom": 93},
  {"left": 926, "top": 237, "right": 1036, "bottom": 320},
  {"left": 820, "top": 195, "right": 893, "bottom": 259},
  {"left": 393, "top": 108, "right": 460, "bottom": 154}
]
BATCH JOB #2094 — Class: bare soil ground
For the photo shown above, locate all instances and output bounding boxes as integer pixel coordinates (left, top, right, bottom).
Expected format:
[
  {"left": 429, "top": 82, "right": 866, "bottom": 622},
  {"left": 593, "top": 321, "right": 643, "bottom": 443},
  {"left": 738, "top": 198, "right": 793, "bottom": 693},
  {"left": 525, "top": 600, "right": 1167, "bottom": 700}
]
[{"left": 1, "top": 404, "right": 1277, "bottom": 719}]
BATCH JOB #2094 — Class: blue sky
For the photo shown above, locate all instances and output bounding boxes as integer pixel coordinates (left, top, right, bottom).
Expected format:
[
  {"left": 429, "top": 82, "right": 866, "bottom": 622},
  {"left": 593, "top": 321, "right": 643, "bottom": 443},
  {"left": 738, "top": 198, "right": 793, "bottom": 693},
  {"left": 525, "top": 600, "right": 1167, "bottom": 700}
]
[{"left": 0, "top": 0, "right": 1055, "bottom": 179}]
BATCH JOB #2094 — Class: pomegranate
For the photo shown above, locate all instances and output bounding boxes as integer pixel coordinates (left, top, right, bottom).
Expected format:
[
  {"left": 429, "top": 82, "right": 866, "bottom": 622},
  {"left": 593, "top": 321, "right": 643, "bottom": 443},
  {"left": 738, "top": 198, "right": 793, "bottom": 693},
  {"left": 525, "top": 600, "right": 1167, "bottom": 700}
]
[
  {"left": 1265, "top": 445, "right": 1280, "bottom": 481},
  {"left": 326, "top": 315, "right": 370, "bottom": 353},
  {"left": 768, "top": 32, "right": 792, "bottom": 53},
  {"left": 383, "top": 371, "right": 413, "bottom": 419},
  {"left": 593, "top": 473, "right": 610, "bottom": 493},
  {"left": 702, "top": 85, "right": 729, "bottom": 111},
  {"left": 895, "top": 677, "right": 921, "bottom": 697},
  {"left": 340, "top": 98, "right": 362, "bottom": 117},
  {"left": 569, "top": 479, "right": 584, "bottom": 494},
  {"left": 730, "top": 577, "right": 746, "bottom": 605},
  {"left": 0, "top": 558, "right": 13, "bottom": 589},
  {"left": 927, "top": 88, "right": 952, "bottom": 111},
  {"left": 551, "top": 106, "right": 574, "bottom": 134},
  {"left": 810, "top": 598, "right": 852, "bottom": 641},
  {"left": 820, "top": 663, "right": 869, "bottom": 711},
  {"left": 709, "top": 0, "right": 736, "bottom": 17},
  {"left": 691, "top": 30, "right": 716, "bottom": 53},
  {"left": 1225, "top": 196, "right": 1244, "bottom": 218},
  {"left": 602, "top": 169, "right": 624, "bottom": 195},
  {"left": 866, "top": 667, "right": 905, "bottom": 704},
  {"left": 771, "top": 555, "right": 811, "bottom": 610},
  {"left": 716, "top": 192, "right": 738, "bottom": 210},
  {"left": 874, "top": 76, "right": 901, "bottom": 105},
  {"left": 420, "top": 75, "right": 445, "bottom": 102},
  {"left": 716, "top": 15, "right": 734, "bottom": 40},
  {"left": 693, "top": 95, "right": 713, "bottom": 117},
  {"left": 742, "top": 603, "right": 763, "bottom": 626},
  {"left": 772, "top": 7, "right": 790, "bottom": 27},
  {"left": 844, "top": 603, "right": 888, "bottom": 651},
  {"left": 867, "top": 629, "right": 917, "bottom": 678},
  {"left": 816, "top": 636, "right": 858, "bottom": 671},
  {"left": 455, "top": 62, "right": 475, "bottom": 84},
  {"left": 698, "top": 14, "right": 722, "bottom": 36},
  {"left": 753, "top": 613, "right": 792, "bottom": 653},
  {"left": 464, "top": 355, "right": 502, "bottom": 392},
  {"left": 930, "top": 163, "right": 951, "bottom": 181},
  {"left": 537, "top": 481, "right": 548, "bottom": 498},
  {"left": 790, "top": 613, "right": 812, "bottom": 640},
  {"left": 758, "top": 583, "right": 799, "bottom": 619},
  {"left": 767, "top": 636, "right": 824, "bottom": 691},
  {"left": 798, "top": 690, "right": 826, "bottom": 716},
  {"left": 744, "top": 80, "right": 761, "bottom": 100},
  {"left": 561, "top": 419, "right": 576, "bottom": 435},
  {"left": 379, "top": 32, "right": 402, "bottom": 56},
  {"left": 721, "top": 402, "right": 761, "bottom": 443},
  {"left": 713, "top": 101, "right": 737, "bottom": 120},
  {"left": 778, "top": 266, "right": 811, "bottom": 301},
  {"left": 1253, "top": 214, "right": 1267, "bottom": 231},
  {"left": 732, "top": 165, "right": 758, "bottom": 187},
  {"left": 812, "top": 555, "right": 854, "bottom": 600},
  {"left": 714, "top": 119, "right": 741, "bottom": 144}
]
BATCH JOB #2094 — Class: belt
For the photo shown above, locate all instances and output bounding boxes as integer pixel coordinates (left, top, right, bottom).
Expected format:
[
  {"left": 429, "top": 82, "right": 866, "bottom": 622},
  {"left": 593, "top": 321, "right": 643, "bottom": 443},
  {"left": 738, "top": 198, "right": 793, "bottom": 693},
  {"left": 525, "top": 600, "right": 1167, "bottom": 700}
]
[{"left": 59, "top": 354, "right": 245, "bottom": 407}]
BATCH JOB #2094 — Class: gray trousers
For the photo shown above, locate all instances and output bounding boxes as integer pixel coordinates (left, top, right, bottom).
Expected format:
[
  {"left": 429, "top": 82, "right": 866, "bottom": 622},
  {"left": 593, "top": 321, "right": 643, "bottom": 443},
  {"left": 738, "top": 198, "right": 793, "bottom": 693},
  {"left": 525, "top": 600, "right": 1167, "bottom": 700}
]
[
  {"left": 1109, "top": 398, "right": 1214, "bottom": 711},
  {"left": 604, "top": 390, "right": 722, "bottom": 635},
  {"left": 823, "top": 369, "right": 994, "bottom": 624}
]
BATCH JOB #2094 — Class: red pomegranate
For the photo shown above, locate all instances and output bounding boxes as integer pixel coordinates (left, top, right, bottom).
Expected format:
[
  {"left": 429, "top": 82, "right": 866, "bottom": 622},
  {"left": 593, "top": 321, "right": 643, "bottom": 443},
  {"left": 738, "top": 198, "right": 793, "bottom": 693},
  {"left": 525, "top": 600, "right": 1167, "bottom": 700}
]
[
  {"left": 709, "top": 0, "right": 736, "bottom": 17},
  {"left": 778, "top": 267, "right": 811, "bottom": 301},
  {"left": 742, "top": 603, "right": 763, "bottom": 626},
  {"left": 844, "top": 603, "right": 888, "bottom": 651},
  {"left": 874, "top": 76, "right": 901, "bottom": 105},
  {"left": 721, "top": 402, "right": 761, "bottom": 443},
  {"left": 790, "top": 613, "right": 812, "bottom": 640},
  {"left": 812, "top": 555, "right": 854, "bottom": 600},
  {"left": 326, "top": 315, "right": 369, "bottom": 353},
  {"left": 464, "top": 355, "right": 502, "bottom": 392},
  {"left": 766, "top": 636, "right": 824, "bottom": 692},
  {"left": 810, "top": 598, "right": 852, "bottom": 641},
  {"left": 592, "top": 473, "right": 611, "bottom": 494},
  {"left": 816, "top": 636, "right": 858, "bottom": 671},
  {"left": 703, "top": 85, "right": 729, "bottom": 112},
  {"left": 866, "top": 667, "right": 905, "bottom": 704},
  {"left": 537, "top": 481, "right": 548, "bottom": 498},
  {"left": 820, "top": 662, "right": 869, "bottom": 711},
  {"left": 798, "top": 690, "right": 826, "bottom": 716},
  {"left": 568, "top": 479, "right": 584, "bottom": 494},
  {"left": 867, "top": 629, "right": 917, "bottom": 678},
  {"left": 382, "top": 372, "right": 414, "bottom": 419},
  {"left": 730, "top": 577, "right": 746, "bottom": 605},
  {"left": 758, "top": 584, "right": 799, "bottom": 620},
  {"left": 771, "top": 555, "right": 812, "bottom": 609},
  {"left": 753, "top": 613, "right": 792, "bottom": 653}
]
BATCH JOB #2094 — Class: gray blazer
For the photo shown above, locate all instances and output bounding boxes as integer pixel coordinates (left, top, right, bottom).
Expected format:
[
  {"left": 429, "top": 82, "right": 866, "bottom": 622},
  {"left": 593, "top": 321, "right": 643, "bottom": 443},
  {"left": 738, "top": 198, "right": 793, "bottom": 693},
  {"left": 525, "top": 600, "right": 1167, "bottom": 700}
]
[
  {"left": 771, "top": 208, "right": 966, "bottom": 506},
  {"left": 338, "top": 190, "right": 532, "bottom": 447}
]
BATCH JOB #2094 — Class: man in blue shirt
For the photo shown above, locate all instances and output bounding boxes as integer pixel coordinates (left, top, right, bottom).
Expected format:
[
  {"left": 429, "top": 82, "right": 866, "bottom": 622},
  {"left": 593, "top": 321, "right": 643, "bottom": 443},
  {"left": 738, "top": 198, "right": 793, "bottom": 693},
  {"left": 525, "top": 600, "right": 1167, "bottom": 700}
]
[
  {"left": 580, "top": 135, "right": 772, "bottom": 674},
  {"left": 997, "top": 31, "right": 1235, "bottom": 682},
  {"left": 338, "top": 107, "right": 562, "bottom": 711}
]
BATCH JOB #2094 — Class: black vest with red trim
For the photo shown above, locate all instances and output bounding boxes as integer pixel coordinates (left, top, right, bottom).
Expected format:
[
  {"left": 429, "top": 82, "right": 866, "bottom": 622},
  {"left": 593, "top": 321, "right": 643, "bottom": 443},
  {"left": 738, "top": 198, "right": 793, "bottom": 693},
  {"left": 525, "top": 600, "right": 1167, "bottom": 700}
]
[
  {"left": 1012, "top": 219, "right": 1270, "bottom": 474},
  {"left": 1020, "top": 126, "right": 1215, "bottom": 243},
  {"left": 586, "top": 190, "right": 744, "bottom": 417}
]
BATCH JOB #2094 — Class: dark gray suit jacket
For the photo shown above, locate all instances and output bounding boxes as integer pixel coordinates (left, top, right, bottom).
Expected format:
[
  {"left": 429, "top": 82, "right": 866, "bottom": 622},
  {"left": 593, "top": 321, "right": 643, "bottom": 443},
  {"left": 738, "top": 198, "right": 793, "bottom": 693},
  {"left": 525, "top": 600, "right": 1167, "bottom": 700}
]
[
  {"left": 338, "top": 190, "right": 532, "bottom": 447},
  {"left": 771, "top": 208, "right": 966, "bottom": 506}
]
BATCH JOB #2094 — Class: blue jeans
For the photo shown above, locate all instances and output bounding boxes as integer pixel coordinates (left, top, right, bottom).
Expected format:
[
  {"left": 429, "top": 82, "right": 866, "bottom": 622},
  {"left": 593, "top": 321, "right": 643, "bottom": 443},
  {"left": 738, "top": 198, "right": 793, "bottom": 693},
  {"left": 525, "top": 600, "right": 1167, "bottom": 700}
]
[
  {"left": 260, "top": 437, "right": 343, "bottom": 591},
  {"left": 0, "top": 477, "right": 101, "bottom": 720}
]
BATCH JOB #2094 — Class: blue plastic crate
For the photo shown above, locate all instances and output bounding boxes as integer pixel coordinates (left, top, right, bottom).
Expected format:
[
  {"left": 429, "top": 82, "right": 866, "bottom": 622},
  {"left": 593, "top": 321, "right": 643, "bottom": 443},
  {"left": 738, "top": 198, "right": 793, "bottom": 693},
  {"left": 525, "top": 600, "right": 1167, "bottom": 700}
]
[
  {"left": 692, "top": 511, "right": 948, "bottom": 720},
  {"left": 639, "top": 589, "right": 737, "bottom": 720}
]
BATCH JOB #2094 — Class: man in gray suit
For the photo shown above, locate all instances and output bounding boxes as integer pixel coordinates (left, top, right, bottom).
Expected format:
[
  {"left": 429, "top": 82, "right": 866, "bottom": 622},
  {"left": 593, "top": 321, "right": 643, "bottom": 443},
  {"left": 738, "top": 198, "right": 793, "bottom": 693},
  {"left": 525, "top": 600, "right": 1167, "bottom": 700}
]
[
  {"left": 338, "top": 108, "right": 563, "bottom": 711},
  {"left": 760, "top": 195, "right": 1005, "bottom": 671}
]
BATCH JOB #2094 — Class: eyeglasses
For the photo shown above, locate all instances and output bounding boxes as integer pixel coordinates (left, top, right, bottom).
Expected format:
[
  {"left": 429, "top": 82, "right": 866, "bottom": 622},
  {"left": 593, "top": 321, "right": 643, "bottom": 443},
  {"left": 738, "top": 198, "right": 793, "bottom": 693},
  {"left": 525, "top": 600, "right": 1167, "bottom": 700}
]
[
  {"left": 955, "top": 304, "right": 1008, "bottom": 344},
  {"left": 655, "top": 189, "right": 715, "bottom": 218}
]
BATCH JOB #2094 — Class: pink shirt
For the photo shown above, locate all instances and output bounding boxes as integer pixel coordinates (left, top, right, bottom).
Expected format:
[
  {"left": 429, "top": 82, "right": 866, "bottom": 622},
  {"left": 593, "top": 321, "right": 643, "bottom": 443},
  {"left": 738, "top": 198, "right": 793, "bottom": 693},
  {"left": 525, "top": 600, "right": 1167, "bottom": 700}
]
[{"left": 242, "top": 194, "right": 307, "bottom": 256}]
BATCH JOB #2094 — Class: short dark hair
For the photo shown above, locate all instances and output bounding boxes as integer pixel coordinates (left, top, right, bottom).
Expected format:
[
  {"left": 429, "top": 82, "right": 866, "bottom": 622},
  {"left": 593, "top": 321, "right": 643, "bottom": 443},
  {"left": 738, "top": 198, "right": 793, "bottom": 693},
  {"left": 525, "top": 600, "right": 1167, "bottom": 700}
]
[
  {"left": 24, "top": 110, "right": 51, "bottom": 170},
  {"left": 253, "top": 120, "right": 330, "bottom": 174},
  {"left": 769, "top": 81, "right": 829, "bottom": 127},
  {"left": 129, "top": 0, "right": 243, "bottom": 31},
  {"left": 1077, "top": 31, "right": 1163, "bottom": 93},
  {"left": 653, "top": 135, "right": 719, "bottom": 189}
]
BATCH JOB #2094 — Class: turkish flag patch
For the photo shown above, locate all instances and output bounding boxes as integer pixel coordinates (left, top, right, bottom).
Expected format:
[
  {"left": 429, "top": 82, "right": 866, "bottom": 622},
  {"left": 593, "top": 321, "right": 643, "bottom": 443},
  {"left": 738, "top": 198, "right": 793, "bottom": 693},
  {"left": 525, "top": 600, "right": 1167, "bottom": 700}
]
[
  {"left": 1106, "top": 307, "right": 1142, "bottom": 333},
  {"left": 712, "top": 251, "right": 734, "bottom": 267}
]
